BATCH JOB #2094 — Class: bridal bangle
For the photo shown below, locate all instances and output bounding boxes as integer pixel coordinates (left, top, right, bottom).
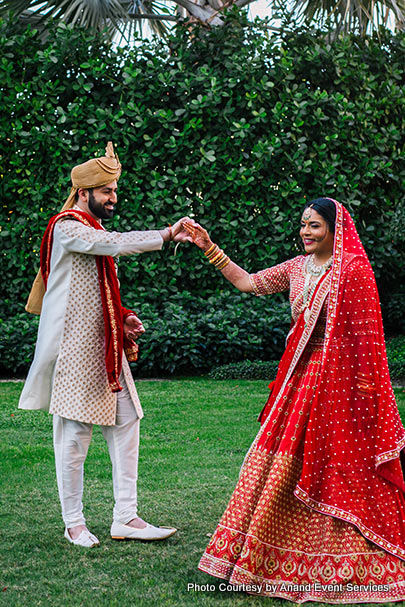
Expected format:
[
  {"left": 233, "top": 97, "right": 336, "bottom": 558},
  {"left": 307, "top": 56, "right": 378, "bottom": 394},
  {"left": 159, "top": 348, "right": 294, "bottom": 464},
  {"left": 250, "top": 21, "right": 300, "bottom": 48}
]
[{"left": 204, "top": 244, "right": 231, "bottom": 270}]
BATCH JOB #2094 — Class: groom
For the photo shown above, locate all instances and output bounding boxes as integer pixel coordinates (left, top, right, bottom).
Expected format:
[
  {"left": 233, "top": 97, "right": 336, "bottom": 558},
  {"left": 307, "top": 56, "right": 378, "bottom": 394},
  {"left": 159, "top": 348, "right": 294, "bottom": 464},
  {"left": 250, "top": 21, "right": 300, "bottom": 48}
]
[{"left": 19, "top": 142, "right": 190, "bottom": 547}]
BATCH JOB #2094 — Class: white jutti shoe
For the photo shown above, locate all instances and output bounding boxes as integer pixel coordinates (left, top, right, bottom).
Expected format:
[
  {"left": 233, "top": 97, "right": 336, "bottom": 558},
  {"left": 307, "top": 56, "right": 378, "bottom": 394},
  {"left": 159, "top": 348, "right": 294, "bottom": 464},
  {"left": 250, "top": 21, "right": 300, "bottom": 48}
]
[
  {"left": 64, "top": 528, "right": 100, "bottom": 547},
  {"left": 110, "top": 521, "right": 177, "bottom": 541}
]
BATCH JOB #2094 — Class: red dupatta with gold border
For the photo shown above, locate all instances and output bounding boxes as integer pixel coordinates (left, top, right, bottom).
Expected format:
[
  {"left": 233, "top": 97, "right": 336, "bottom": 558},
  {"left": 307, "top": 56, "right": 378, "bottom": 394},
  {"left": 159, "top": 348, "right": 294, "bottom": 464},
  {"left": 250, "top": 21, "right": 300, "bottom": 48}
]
[
  {"left": 258, "top": 199, "right": 405, "bottom": 560},
  {"left": 40, "top": 209, "right": 138, "bottom": 393}
]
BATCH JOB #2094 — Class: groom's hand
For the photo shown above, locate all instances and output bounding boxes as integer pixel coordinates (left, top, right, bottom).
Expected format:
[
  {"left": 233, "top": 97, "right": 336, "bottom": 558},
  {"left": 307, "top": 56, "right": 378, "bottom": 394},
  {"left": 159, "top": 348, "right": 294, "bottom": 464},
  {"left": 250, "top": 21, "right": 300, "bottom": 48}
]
[
  {"left": 171, "top": 216, "right": 194, "bottom": 243},
  {"left": 124, "top": 314, "right": 145, "bottom": 341}
]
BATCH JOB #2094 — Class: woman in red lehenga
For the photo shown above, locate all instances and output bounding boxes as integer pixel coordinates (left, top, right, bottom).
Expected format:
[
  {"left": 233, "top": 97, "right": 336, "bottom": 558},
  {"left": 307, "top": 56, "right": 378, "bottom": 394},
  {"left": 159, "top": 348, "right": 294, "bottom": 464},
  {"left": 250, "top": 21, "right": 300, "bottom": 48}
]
[{"left": 183, "top": 198, "right": 405, "bottom": 603}]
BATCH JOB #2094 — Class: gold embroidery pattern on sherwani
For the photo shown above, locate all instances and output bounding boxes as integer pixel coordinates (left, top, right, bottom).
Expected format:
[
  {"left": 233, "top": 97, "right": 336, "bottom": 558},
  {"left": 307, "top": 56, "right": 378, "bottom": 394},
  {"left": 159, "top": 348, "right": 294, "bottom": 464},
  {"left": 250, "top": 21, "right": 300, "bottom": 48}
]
[
  {"left": 19, "top": 215, "right": 162, "bottom": 420},
  {"left": 49, "top": 253, "right": 117, "bottom": 425},
  {"left": 48, "top": 218, "right": 161, "bottom": 425}
]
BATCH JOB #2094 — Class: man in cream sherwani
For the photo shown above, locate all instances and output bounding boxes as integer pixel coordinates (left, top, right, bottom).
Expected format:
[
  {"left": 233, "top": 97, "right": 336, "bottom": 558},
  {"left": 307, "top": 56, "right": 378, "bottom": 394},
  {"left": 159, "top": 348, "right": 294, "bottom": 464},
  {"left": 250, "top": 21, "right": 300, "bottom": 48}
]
[{"left": 19, "top": 142, "right": 190, "bottom": 547}]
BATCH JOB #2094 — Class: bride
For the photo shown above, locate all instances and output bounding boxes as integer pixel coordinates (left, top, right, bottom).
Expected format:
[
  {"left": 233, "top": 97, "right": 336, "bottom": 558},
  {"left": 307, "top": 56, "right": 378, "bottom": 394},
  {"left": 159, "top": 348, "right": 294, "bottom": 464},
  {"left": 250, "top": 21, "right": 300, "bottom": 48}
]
[{"left": 183, "top": 197, "right": 405, "bottom": 603}]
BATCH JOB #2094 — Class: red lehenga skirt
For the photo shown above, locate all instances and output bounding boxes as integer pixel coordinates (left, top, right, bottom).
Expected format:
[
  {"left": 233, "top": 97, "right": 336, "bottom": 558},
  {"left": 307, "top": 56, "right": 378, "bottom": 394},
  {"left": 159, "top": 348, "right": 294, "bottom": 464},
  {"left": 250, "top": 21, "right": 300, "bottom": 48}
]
[{"left": 199, "top": 335, "right": 405, "bottom": 603}]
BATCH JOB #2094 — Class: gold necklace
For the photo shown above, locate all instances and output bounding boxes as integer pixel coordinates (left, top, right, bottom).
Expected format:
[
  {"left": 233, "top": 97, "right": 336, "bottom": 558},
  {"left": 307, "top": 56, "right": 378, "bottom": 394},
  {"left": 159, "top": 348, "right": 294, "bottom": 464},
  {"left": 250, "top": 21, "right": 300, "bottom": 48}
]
[
  {"left": 302, "top": 255, "right": 333, "bottom": 324},
  {"left": 306, "top": 254, "right": 333, "bottom": 276}
]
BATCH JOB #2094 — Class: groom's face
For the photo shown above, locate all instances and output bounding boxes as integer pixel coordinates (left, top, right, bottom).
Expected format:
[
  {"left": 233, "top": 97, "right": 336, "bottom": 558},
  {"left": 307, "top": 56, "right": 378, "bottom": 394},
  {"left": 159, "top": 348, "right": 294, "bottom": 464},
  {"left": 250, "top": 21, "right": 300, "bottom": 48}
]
[{"left": 83, "top": 180, "right": 118, "bottom": 220}]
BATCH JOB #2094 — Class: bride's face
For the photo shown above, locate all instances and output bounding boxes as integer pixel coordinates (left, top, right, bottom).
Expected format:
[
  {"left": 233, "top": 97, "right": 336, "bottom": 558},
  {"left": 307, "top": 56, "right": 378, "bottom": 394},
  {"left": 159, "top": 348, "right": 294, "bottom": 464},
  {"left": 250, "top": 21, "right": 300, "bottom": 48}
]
[{"left": 300, "top": 208, "right": 334, "bottom": 258}]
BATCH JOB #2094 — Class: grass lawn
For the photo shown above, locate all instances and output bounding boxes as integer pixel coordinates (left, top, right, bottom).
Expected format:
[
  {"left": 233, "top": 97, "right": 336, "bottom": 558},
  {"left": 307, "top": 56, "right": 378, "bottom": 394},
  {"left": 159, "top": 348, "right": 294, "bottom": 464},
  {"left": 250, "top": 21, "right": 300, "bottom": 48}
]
[{"left": 1, "top": 379, "right": 404, "bottom": 607}]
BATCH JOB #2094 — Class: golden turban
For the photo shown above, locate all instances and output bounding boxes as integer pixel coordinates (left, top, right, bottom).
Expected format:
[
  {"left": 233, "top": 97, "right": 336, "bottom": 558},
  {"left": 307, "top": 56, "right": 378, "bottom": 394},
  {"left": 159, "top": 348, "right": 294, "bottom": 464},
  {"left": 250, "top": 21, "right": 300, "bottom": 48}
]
[
  {"left": 61, "top": 140, "right": 122, "bottom": 212},
  {"left": 26, "top": 142, "right": 122, "bottom": 314}
]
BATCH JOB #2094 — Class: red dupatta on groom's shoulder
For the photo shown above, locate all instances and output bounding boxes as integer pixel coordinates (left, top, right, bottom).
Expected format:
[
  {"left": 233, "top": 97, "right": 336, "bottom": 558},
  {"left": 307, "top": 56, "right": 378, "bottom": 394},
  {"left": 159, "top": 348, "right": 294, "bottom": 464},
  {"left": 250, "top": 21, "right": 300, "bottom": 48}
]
[
  {"left": 40, "top": 209, "right": 138, "bottom": 393},
  {"left": 260, "top": 200, "right": 405, "bottom": 560}
]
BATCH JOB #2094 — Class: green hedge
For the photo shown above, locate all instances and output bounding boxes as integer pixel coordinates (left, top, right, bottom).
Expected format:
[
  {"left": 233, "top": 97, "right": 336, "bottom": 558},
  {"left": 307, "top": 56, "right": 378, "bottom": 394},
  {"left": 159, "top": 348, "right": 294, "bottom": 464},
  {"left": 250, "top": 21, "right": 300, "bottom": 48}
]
[
  {"left": 0, "top": 313, "right": 40, "bottom": 376},
  {"left": 2, "top": 300, "right": 404, "bottom": 380},
  {"left": 386, "top": 336, "right": 405, "bottom": 382},
  {"left": 1, "top": 16, "right": 404, "bottom": 315},
  {"left": 1, "top": 12, "right": 404, "bottom": 375},
  {"left": 0, "top": 293, "right": 291, "bottom": 377},
  {"left": 209, "top": 359, "right": 280, "bottom": 380}
]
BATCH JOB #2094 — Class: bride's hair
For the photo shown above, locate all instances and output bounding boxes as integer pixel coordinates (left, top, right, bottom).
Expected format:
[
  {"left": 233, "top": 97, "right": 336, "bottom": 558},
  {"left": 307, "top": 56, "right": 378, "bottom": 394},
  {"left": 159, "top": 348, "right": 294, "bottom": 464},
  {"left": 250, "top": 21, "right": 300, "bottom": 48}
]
[{"left": 303, "top": 198, "right": 336, "bottom": 233}]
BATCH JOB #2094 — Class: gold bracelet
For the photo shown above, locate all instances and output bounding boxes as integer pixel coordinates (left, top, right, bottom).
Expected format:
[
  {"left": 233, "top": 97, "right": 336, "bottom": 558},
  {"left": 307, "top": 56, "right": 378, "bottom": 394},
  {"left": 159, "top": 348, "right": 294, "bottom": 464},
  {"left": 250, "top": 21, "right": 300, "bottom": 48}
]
[
  {"left": 213, "top": 252, "right": 230, "bottom": 268},
  {"left": 203, "top": 243, "right": 231, "bottom": 270},
  {"left": 212, "top": 251, "right": 225, "bottom": 265},
  {"left": 204, "top": 243, "right": 217, "bottom": 257},
  {"left": 209, "top": 250, "right": 224, "bottom": 265},
  {"left": 206, "top": 246, "right": 220, "bottom": 260},
  {"left": 216, "top": 256, "right": 231, "bottom": 270},
  {"left": 214, "top": 253, "right": 228, "bottom": 267}
]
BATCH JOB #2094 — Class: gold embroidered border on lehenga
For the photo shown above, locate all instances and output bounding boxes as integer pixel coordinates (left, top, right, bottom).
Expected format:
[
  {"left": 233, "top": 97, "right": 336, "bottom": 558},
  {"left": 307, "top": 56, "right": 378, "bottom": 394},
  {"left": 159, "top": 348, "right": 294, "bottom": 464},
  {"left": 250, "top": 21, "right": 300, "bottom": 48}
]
[
  {"left": 198, "top": 304, "right": 405, "bottom": 602},
  {"left": 199, "top": 449, "right": 405, "bottom": 602}
]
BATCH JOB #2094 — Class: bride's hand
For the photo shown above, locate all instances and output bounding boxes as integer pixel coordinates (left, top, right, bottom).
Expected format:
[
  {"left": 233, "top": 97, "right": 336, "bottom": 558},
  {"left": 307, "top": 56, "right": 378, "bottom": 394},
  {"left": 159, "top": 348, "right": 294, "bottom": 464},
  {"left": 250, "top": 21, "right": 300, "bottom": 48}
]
[{"left": 182, "top": 221, "right": 214, "bottom": 252}]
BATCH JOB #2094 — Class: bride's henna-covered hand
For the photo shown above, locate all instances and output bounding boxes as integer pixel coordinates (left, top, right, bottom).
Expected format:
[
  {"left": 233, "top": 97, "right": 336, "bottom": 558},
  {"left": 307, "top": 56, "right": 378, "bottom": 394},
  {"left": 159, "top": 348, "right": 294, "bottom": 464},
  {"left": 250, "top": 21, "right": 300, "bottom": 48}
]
[{"left": 182, "top": 221, "right": 214, "bottom": 252}]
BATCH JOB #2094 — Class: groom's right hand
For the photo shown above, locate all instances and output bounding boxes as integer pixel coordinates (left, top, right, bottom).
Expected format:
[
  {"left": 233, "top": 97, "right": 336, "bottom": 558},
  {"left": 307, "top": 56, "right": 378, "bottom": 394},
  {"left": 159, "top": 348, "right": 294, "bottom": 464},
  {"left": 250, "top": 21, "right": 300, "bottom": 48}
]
[{"left": 171, "top": 216, "right": 194, "bottom": 242}]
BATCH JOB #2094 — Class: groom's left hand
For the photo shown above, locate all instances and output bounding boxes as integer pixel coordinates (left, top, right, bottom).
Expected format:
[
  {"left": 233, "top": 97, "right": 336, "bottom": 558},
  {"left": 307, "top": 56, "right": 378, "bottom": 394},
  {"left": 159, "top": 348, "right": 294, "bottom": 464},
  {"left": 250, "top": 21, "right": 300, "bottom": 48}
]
[{"left": 124, "top": 314, "right": 145, "bottom": 341}]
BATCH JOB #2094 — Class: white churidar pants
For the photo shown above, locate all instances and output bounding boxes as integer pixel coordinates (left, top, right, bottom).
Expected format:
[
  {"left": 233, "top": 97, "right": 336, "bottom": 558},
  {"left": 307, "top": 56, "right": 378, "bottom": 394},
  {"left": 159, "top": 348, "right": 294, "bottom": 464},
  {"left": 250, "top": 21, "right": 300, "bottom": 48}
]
[{"left": 53, "top": 376, "right": 139, "bottom": 528}]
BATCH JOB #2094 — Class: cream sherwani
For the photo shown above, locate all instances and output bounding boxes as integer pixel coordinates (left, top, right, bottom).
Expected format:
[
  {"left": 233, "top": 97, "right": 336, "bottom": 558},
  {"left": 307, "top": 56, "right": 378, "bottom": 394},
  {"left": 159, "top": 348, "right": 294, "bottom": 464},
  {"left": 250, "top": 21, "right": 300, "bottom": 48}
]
[
  {"left": 19, "top": 216, "right": 163, "bottom": 425},
  {"left": 19, "top": 213, "right": 164, "bottom": 528}
]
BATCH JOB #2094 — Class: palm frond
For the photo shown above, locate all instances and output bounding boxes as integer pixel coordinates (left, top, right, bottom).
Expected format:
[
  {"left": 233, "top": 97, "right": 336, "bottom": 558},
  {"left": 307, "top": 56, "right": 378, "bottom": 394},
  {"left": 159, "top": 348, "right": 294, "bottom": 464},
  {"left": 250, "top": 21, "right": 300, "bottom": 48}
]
[
  {"left": 0, "top": 0, "right": 174, "bottom": 38},
  {"left": 292, "top": 0, "right": 405, "bottom": 33}
]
